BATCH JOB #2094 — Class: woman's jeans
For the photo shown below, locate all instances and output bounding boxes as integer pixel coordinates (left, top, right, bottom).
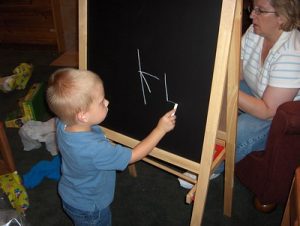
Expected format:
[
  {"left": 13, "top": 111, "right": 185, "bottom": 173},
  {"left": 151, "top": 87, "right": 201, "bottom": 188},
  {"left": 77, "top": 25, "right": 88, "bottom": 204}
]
[
  {"left": 214, "top": 80, "right": 272, "bottom": 174},
  {"left": 62, "top": 200, "right": 112, "bottom": 226}
]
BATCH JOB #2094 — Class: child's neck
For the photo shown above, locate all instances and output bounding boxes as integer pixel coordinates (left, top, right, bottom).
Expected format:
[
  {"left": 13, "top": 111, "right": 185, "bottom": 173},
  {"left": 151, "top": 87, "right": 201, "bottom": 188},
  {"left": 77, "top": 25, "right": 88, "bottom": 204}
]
[{"left": 65, "top": 123, "right": 92, "bottom": 132}]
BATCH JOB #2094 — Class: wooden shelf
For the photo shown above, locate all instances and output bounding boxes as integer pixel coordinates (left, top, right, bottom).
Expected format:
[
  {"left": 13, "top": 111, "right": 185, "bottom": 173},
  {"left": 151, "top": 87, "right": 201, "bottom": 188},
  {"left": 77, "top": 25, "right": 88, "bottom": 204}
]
[
  {"left": 50, "top": 50, "right": 78, "bottom": 67},
  {"left": 0, "top": 0, "right": 65, "bottom": 52},
  {"left": 0, "top": 0, "right": 78, "bottom": 54}
]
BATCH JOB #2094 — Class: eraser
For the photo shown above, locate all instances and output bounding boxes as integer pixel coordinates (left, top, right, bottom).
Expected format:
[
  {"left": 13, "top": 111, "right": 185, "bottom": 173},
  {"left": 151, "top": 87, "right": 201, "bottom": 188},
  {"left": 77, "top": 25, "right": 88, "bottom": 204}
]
[{"left": 172, "top": 103, "right": 178, "bottom": 116}]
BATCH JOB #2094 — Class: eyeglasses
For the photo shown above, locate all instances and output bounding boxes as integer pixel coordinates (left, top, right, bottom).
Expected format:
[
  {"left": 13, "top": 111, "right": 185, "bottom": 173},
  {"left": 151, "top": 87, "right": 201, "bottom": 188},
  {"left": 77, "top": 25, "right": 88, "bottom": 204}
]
[{"left": 247, "top": 6, "right": 276, "bottom": 15}]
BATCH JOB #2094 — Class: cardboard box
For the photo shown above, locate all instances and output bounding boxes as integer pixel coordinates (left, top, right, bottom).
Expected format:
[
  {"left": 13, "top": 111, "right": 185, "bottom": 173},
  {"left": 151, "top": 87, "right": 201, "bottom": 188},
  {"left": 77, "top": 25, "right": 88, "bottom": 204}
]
[{"left": 5, "top": 83, "right": 47, "bottom": 128}]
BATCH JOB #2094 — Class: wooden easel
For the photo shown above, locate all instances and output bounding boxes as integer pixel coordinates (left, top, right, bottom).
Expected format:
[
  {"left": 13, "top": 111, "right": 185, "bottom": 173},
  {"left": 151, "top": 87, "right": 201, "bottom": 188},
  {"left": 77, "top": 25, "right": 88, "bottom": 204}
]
[{"left": 78, "top": 0, "right": 242, "bottom": 225}]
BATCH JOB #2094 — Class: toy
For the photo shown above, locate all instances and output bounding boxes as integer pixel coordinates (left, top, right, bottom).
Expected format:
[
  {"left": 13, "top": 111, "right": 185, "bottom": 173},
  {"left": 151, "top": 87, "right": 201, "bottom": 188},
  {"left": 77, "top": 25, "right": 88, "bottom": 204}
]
[
  {"left": 0, "top": 63, "right": 33, "bottom": 93},
  {"left": 5, "top": 83, "right": 47, "bottom": 128},
  {"left": 0, "top": 171, "right": 29, "bottom": 213}
]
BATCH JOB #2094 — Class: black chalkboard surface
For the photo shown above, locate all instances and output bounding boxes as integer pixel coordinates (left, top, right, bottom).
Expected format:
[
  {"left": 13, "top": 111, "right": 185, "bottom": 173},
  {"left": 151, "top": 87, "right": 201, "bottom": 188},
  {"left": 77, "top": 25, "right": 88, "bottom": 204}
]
[{"left": 87, "top": 0, "right": 222, "bottom": 162}]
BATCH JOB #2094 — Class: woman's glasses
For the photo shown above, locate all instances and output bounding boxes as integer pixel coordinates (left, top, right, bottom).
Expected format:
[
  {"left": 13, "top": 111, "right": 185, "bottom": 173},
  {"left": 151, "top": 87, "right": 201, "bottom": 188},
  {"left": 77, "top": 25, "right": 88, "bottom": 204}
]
[{"left": 247, "top": 6, "right": 276, "bottom": 15}]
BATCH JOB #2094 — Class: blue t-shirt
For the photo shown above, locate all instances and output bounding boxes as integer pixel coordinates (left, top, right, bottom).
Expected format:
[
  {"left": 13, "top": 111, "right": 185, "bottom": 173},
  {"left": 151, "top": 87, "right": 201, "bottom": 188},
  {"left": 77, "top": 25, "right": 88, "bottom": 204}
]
[{"left": 56, "top": 119, "right": 132, "bottom": 211}]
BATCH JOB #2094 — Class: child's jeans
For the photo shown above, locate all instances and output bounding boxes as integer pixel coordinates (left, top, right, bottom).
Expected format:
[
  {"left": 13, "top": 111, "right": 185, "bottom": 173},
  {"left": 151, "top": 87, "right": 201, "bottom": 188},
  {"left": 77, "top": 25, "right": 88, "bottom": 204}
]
[{"left": 62, "top": 200, "right": 112, "bottom": 226}]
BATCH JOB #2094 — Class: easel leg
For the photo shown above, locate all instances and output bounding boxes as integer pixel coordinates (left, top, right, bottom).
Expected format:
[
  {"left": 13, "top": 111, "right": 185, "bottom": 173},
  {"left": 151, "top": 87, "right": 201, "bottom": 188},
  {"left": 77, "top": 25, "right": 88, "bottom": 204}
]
[
  {"left": 223, "top": 0, "right": 242, "bottom": 217},
  {"left": 224, "top": 149, "right": 235, "bottom": 216},
  {"left": 190, "top": 148, "right": 215, "bottom": 226}
]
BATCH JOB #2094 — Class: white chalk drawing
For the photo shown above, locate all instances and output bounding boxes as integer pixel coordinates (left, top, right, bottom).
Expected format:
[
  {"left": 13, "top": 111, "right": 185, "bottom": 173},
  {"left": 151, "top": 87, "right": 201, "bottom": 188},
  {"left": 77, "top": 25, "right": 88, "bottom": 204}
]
[
  {"left": 137, "top": 49, "right": 176, "bottom": 105},
  {"left": 164, "top": 73, "right": 176, "bottom": 104},
  {"left": 137, "top": 49, "right": 160, "bottom": 104}
]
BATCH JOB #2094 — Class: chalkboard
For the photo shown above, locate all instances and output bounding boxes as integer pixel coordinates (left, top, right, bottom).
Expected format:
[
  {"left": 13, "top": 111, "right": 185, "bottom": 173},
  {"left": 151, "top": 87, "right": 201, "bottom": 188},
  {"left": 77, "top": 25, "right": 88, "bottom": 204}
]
[{"left": 87, "top": 0, "right": 222, "bottom": 162}]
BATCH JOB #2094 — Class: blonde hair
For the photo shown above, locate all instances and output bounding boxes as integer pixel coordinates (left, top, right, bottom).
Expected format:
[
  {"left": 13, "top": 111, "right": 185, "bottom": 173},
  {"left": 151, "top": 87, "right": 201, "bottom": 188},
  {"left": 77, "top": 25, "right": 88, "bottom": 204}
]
[
  {"left": 46, "top": 68, "right": 103, "bottom": 125},
  {"left": 270, "top": 0, "right": 300, "bottom": 30}
]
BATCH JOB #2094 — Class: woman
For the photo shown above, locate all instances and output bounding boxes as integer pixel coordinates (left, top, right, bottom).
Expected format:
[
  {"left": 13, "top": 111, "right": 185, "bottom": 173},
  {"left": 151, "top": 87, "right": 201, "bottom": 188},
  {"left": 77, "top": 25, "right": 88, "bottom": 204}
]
[{"left": 212, "top": 0, "right": 300, "bottom": 178}]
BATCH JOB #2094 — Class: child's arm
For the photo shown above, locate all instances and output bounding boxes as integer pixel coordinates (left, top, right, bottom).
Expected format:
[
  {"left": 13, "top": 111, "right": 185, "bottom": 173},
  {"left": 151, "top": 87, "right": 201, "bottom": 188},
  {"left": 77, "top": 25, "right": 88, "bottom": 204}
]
[{"left": 129, "top": 109, "right": 176, "bottom": 164}]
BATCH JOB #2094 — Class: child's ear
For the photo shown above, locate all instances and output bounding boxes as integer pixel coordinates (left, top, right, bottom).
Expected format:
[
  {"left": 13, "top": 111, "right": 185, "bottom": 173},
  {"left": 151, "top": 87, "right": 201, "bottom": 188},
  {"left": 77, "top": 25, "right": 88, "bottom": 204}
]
[{"left": 76, "top": 111, "right": 88, "bottom": 123}]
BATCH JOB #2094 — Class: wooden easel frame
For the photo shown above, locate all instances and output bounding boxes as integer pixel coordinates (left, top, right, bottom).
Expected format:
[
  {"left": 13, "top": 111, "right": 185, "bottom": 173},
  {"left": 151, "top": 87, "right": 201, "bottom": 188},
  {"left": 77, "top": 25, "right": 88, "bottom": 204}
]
[{"left": 78, "top": 0, "right": 242, "bottom": 225}]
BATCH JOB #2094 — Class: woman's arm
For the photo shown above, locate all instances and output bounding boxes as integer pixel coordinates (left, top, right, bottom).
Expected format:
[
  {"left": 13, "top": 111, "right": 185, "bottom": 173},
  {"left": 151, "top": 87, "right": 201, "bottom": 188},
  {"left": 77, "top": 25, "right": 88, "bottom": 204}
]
[{"left": 239, "top": 86, "right": 299, "bottom": 119}]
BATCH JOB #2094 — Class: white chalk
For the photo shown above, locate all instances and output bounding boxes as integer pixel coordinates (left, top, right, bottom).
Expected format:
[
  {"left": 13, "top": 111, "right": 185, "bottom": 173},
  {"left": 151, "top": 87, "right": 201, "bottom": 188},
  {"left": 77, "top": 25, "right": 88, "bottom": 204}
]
[{"left": 171, "top": 103, "right": 178, "bottom": 116}]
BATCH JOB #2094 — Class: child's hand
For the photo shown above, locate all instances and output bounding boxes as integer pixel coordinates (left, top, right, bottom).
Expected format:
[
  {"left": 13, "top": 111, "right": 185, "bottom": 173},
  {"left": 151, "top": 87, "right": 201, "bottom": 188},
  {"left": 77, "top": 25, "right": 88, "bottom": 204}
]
[
  {"left": 130, "top": 109, "right": 176, "bottom": 163},
  {"left": 156, "top": 109, "right": 176, "bottom": 133}
]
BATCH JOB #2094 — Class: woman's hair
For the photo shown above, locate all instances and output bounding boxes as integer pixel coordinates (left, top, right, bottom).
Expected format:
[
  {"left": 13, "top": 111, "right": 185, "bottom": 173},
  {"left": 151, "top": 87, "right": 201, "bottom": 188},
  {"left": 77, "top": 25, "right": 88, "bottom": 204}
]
[
  {"left": 46, "top": 68, "right": 103, "bottom": 125},
  {"left": 270, "top": 0, "right": 300, "bottom": 30}
]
